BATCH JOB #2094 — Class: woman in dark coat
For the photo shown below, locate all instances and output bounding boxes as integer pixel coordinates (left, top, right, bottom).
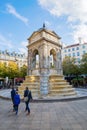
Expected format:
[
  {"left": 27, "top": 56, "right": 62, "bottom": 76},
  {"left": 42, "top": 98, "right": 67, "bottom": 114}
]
[
  {"left": 11, "top": 87, "right": 16, "bottom": 111},
  {"left": 24, "top": 87, "right": 32, "bottom": 115}
]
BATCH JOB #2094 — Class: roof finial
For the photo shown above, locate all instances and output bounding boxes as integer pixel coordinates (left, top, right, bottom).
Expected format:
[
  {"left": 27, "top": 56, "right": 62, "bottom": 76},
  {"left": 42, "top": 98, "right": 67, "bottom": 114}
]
[{"left": 43, "top": 23, "right": 45, "bottom": 28}]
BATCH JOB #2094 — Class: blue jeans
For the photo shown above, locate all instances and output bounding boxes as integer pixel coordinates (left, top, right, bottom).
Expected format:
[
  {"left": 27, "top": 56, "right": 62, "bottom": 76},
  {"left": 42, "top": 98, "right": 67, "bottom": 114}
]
[
  {"left": 14, "top": 105, "right": 19, "bottom": 114},
  {"left": 25, "top": 102, "right": 30, "bottom": 113}
]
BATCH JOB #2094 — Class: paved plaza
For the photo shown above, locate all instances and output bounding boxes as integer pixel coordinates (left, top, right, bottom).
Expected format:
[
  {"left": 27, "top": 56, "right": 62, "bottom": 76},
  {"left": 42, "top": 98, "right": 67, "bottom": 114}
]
[
  {"left": 0, "top": 98, "right": 87, "bottom": 130},
  {"left": 0, "top": 88, "right": 87, "bottom": 100}
]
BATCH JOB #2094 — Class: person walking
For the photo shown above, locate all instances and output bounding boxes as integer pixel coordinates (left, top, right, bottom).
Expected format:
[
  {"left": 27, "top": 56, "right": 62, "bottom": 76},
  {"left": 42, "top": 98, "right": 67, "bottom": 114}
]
[
  {"left": 24, "top": 87, "right": 32, "bottom": 115},
  {"left": 14, "top": 91, "right": 20, "bottom": 115},
  {"left": 11, "top": 87, "right": 16, "bottom": 111}
]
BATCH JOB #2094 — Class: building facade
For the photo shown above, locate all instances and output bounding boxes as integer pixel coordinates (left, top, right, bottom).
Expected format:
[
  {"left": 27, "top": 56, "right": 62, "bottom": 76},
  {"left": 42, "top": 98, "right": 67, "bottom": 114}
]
[
  {"left": 62, "top": 43, "right": 87, "bottom": 64},
  {"left": 0, "top": 50, "right": 27, "bottom": 68}
]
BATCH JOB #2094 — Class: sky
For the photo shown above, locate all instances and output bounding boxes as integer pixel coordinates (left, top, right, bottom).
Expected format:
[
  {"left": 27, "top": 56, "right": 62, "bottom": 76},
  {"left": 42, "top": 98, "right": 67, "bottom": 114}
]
[{"left": 0, "top": 0, "right": 87, "bottom": 54}]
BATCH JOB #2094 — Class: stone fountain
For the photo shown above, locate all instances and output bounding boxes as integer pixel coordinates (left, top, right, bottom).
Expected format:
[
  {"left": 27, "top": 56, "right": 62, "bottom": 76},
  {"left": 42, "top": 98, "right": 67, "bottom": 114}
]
[{"left": 18, "top": 25, "right": 76, "bottom": 98}]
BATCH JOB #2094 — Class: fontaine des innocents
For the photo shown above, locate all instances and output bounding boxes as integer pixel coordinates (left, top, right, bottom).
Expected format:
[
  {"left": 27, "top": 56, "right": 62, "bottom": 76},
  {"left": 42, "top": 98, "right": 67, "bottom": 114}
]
[{"left": 18, "top": 25, "right": 76, "bottom": 98}]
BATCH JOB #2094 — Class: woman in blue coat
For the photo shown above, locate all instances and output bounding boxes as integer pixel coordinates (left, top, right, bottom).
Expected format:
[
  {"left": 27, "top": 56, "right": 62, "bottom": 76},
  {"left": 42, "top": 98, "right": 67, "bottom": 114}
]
[{"left": 14, "top": 91, "right": 20, "bottom": 115}]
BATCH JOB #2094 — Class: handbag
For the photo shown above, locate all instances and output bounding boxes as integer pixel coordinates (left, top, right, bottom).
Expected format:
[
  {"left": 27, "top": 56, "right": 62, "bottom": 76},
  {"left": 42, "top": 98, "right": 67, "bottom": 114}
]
[{"left": 24, "top": 96, "right": 28, "bottom": 102}]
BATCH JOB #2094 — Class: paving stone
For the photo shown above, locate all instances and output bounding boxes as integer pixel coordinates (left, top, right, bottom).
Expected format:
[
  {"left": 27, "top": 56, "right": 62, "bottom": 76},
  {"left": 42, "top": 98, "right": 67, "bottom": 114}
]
[{"left": 0, "top": 98, "right": 87, "bottom": 130}]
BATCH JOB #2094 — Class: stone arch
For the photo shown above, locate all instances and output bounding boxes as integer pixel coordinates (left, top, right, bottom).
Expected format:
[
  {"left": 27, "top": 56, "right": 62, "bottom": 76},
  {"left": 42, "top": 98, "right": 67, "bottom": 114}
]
[
  {"left": 32, "top": 49, "right": 39, "bottom": 68},
  {"left": 50, "top": 49, "right": 56, "bottom": 68}
]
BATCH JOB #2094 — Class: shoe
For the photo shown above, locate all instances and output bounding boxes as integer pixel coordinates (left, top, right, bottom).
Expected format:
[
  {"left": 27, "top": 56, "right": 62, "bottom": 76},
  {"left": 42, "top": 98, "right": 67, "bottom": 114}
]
[{"left": 26, "top": 112, "right": 30, "bottom": 115}]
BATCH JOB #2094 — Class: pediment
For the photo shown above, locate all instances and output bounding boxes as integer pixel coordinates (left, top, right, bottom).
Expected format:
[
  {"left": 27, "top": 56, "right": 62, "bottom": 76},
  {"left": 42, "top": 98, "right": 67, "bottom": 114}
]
[
  {"left": 27, "top": 28, "right": 61, "bottom": 45},
  {"left": 28, "top": 30, "right": 42, "bottom": 44}
]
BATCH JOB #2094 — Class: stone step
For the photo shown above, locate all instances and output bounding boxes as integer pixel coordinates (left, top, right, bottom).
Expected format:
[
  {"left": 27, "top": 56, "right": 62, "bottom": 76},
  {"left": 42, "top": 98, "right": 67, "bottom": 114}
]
[
  {"left": 21, "top": 82, "right": 40, "bottom": 85},
  {"left": 18, "top": 90, "right": 40, "bottom": 99},
  {"left": 19, "top": 87, "right": 39, "bottom": 91},
  {"left": 19, "top": 85, "right": 40, "bottom": 88},
  {"left": 25, "top": 80, "right": 40, "bottom": 82},
  {"left": 18, "top": 89, "right": 40, "bottom": 97},
  {"left": 49, "top": 87, "right": 75, "bottom": 92},
  {"left": 49, "top": 79, "right": 66, "bottom": 82},
  {"left": 19, "top": 89, "right": 40, "bottom": 93},
  {"left": 49, "top": 82, "right": 69, "bottom": 85},
  {"left": 49, "top": 75, "right": 64, "bottom": 78},
  {"left": 50, "top": 85, "right": 72, "bottom": 89},
  {"left": 49, "top": 91, "right": 76, "bottom": 96},
  {"left": 25, "top": 75, "right": 40, "bottom": 80},
  {"left": 18, "top": 74, "right": 76, "bottom": 98}
]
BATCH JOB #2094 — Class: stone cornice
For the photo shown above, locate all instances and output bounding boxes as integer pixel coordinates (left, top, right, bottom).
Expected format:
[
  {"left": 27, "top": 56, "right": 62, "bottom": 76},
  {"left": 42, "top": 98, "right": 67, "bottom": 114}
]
[
  {"left": 27, "top": 28, "right": 61, "bottom": 41},
  {"left": 27, "top": 37, "right": 62, "bottom": 48}
]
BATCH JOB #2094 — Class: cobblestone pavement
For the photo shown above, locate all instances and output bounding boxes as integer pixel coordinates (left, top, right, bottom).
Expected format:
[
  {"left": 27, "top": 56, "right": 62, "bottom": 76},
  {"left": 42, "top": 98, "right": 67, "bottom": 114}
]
[{"left": 0, "top": 99, "right": 87, "bottom": 130}]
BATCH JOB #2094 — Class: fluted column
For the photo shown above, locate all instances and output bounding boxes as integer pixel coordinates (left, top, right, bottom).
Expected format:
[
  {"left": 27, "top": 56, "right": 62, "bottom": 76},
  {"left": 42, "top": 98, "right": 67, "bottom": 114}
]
[
  {"left": 28, "top": 49, "right": 32, "bottom": 75},
  {"left": 56, "top": 50, "right": 63, "bottom": 75},
  {"left": 39, "top": 43, "right": 49, "bottom": 95}
]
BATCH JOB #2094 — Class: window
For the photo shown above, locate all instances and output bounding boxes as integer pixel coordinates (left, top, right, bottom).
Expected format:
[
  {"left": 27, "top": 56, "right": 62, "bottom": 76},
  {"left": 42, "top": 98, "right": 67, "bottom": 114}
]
[
  {"left": 2, "top": 51, "right": 5, "bottom": 54},
  {"left": 77, "top": 52, "right": 80, "bottom": 56},
  {"left": 68, "top": 49, "right": 70, "bottom": 52},
  {"left": 76, "top": 47, "right": 79, "bottom": 50},
  {"left": 73, "top": 53, "right": 75, "bottom": 57},
  {"left": 82, "top": 45, "right": 85, "bottom": 48},
  {"left": 68, "top": 54, "right": 71, "bottom": 56},
  {"left": 64, "top": 49, "right": 67, "bottom": 52},
  {"left": 83, "top": 51, "right": 85, "bottom": 54},
  {"left": 72, "top": 48, "right": 75, "bottom": 51},
  {"left": 11, "top": 53, "right": 13, "bottom": 56}
]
